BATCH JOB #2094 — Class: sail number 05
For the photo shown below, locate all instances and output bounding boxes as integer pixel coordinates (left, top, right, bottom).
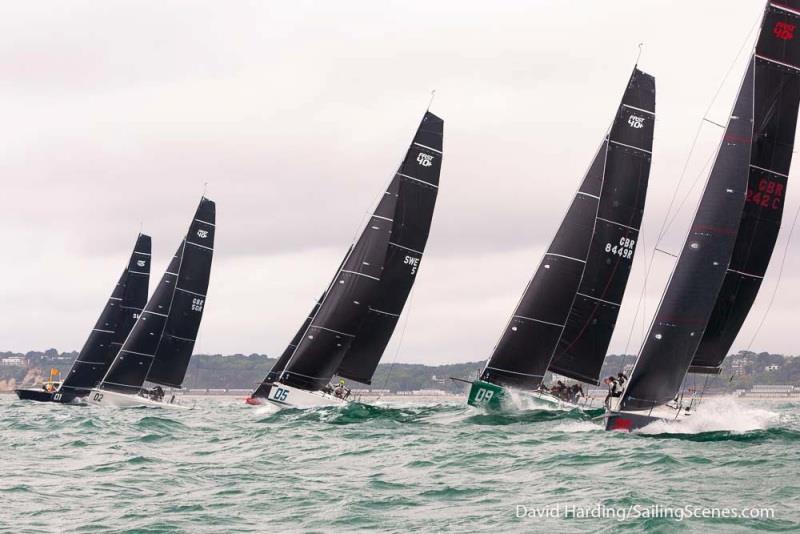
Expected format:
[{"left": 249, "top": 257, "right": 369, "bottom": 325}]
[{"left": 271, "top": 388, "right": 289, "bottom": 402}]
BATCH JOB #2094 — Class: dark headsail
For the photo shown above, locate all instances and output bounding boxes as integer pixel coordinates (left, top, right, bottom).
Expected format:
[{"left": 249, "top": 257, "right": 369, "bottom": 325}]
[
  {"left": 252, "top": 247, "right": 355, "bottom": 396},
  {"left": 549, "top": 70, "right": 655, "bottom": 384},
  {"left": 690, "top": 2, "right": 800, "bottom": 373},
  {"left": 480, "top": 68, "right": 655, "bottom": 390},
  {"left": 621, "top": 2, "right": 800, "bottom": 410},
  {"left": 278, "top": 181, "right": 398, "bottom": 391},
  {"left": 99, "top": 197, "right": 215, "bottom": 394},
  {"left": 336, "top": 112, "right": 443, "bottom": 384},
  {"left": 60, "top": 234, "right": 151, "bottom": 395},
  {"left": 275, "top": 112, "right": 443, "bottom": 392},
  {"left": 250, "top": 291, "right": 327, "bottom": 398}
]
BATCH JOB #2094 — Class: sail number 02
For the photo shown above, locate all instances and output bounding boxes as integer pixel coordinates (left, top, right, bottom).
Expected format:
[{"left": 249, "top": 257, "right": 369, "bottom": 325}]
[{"left": 474, "top": 388, "right": 494, "bottom": 403}]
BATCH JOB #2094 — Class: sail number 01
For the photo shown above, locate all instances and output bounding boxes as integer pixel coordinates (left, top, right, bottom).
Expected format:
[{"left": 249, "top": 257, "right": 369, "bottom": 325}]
[{"left": 605, "top": 237, "right": 635, "bottom": 259}]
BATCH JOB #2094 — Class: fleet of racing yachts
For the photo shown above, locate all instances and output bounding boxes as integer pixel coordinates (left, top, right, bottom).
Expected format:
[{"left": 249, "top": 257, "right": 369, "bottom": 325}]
[{"left": 14, "top": 1, "right": 800, "bottom": 432}]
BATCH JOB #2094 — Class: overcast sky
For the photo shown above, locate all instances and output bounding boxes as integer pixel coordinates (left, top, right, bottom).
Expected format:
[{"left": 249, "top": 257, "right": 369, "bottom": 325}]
[{"left": 2, "top": 0, "right": 798, "bottom": 364}]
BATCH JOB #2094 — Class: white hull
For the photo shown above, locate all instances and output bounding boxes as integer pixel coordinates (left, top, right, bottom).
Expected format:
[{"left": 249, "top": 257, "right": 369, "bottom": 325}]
[
  {"left": 86, "top": 389, "right": 190, "bottom": 410},
  {"left": 514, "top": 389, "right": 598, "bottom": 411},
  {"left": 264, "top": 383, "right": 349, "bottom": 409}
]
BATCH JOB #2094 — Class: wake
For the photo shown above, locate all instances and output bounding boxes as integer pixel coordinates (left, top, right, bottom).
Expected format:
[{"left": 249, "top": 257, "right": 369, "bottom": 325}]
[{"left": 635, "top": 396, "right": 780, "bottom": 435}]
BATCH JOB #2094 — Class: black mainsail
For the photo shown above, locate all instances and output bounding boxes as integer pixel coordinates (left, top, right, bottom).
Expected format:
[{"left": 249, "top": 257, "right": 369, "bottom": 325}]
[
  {"left": 60, "top": 233, "right": 151, "bottom": 396},
  {"left": 690, "top": 2, "right": 800, "bottom": 374},
  {"left": 620, "top": 1, "right": 800, "bottom": 411},
  {"left": 480, "top": 67, "right": 655, "bottom": 390},
  {"left": 259, "top": 112, "right": 443, "bottom": 394},
  {"left": 336, "top": 114, "right": 443, "bottom": 384},
  {"left": 98, "top": 197, "right": 216, "bottom": 394}
]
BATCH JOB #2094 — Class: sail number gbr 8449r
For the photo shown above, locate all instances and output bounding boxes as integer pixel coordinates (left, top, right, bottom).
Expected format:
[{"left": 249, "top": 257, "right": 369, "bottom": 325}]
[{"left": 605, "top": 237, "right": 636, "bottom": 260}]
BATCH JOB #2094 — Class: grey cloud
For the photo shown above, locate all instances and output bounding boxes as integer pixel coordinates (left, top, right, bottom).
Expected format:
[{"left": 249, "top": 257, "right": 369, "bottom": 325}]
[{"left": 4, "top": 0, "right": 797, "bottom": 363}]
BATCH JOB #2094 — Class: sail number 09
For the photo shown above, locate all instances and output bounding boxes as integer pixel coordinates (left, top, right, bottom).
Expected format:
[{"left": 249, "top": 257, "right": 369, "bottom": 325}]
[{"left": 474, "top": 388, "right": 494, "bottom": 403}]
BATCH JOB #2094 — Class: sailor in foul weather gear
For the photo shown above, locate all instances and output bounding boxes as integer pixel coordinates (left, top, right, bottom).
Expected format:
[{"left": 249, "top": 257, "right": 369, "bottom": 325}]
[
  {"left": 617, "top": 372, "right": 628, "bottom": 388},
  {"left": 604, "top": 376, "right": 622, "bottom": 409}
]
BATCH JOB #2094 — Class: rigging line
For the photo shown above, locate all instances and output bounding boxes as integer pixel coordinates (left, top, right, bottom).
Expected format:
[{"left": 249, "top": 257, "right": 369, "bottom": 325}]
[
  {"left": 427, "top": 89, "right": 436, "bottom": 111},
  {"left": 743, "top": 198, "right": 800, "bottom": 351},
  {"left": 655, "top": 16, "right": 759, "bottom": 247},
  {"left": 635, "top": 42, "right": 644, "bottom": 67},
  {"left": 698, "top": 374, "right": 711, "bottom": 409},
  {"left": 620, "top": 225, "right": 648, "bottom": 375},
  {"left": 615, "top": 19, "right": 759, "bottom": 369},
  {"left": 660, "top": 149, "right": 717, "bottom": 239},
  {"left": 377, "top": 287, "right": 417, "bottom": 401}
]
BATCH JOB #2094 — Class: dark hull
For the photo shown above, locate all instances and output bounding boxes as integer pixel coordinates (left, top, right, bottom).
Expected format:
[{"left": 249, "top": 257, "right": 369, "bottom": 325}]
[
  {"left": 14, "top": 388, "right": 83, "bottom": 404},
  {"left": 604, "top": 412, "right": 662, "bottom": 432}
]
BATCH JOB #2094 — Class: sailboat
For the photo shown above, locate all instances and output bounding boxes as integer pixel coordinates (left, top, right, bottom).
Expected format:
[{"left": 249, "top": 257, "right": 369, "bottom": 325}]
[
  {"left": 88, "top": 197, "right": 215, "bottom": 408},
  {"left": 246, "top": 111, "right": 443, "bottom": 408},
  {"left": 14, "top": 233, "right": 151, "bottom": 403},
  {"left": 465, "top": 66, "right": 655, "bottom": 410},
  {"left": 605, "top": 0, "right": 800, "bottom": 431}
]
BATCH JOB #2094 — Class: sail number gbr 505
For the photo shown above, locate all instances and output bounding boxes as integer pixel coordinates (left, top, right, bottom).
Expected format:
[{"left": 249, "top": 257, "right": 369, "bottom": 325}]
[{"left": 604, "top": 237, "right": 636, "bottom": 260}]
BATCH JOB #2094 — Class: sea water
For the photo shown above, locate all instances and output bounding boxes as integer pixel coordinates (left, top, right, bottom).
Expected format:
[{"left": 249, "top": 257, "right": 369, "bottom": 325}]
[{"left": 1, "top": 394, "right": 798, "bottom": 532}]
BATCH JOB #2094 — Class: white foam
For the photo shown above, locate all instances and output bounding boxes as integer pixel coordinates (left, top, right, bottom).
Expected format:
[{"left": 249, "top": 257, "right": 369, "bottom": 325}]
[
  {"left": 253, "top": 403, "right": 281, "bottom": 416},
  {"left": 553, "top": 420, "right": 602, "bottom": 433},
  {"left": 503, "top": 388, "right": 602, "bottom": 412},
  {"left": 503, "top": 388, "right": 569, "bottom": 411},
  {"left": 635, "top": 395, "right": 779, "bottom": 434}
]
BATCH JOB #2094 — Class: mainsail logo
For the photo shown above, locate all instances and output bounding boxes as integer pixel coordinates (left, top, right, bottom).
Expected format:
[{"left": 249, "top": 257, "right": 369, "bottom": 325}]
[
  {"left": 416, "top": 152, "right": 434, "bottom": 167},
  {"left": 774, "top": 21, "right": 796, "bottom": 40},
  {"left": 191, "top": 297, "right": 204, "bottom": 312},
  {"left": 197, "top": 229, "right": 209, "bottom": 239},
  {"left": 628, "top": 115, "right": 645, "bottom": 129},
  {"left": 136, "top": 260, "right": 146, "bottom": 267}
]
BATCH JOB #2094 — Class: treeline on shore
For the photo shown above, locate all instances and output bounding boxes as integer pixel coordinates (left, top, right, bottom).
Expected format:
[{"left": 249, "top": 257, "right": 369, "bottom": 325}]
[{"left": 1, "top": 349, "right": 799, "bottom": 392}]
